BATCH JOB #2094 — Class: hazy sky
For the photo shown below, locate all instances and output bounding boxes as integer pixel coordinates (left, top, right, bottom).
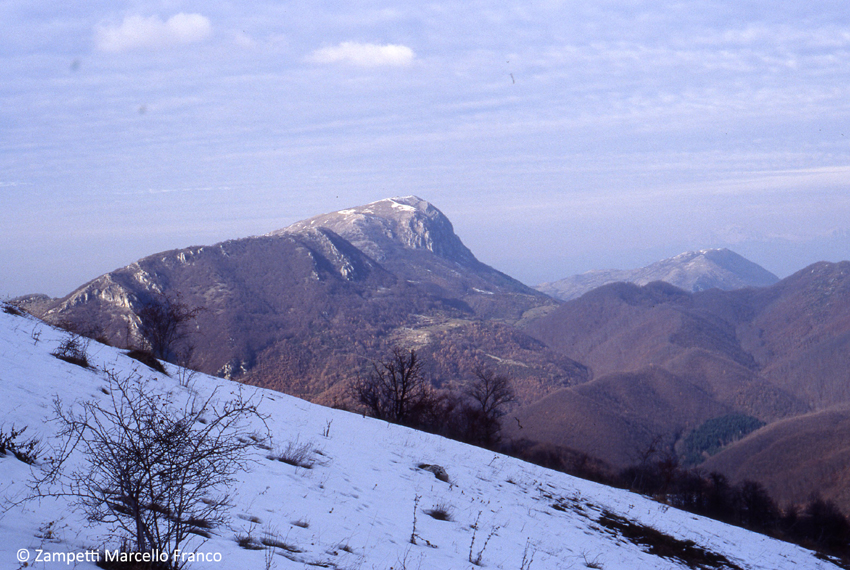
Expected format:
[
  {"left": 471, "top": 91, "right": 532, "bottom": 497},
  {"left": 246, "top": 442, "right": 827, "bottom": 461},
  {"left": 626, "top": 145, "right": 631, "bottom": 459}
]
[{"left": 3, "top": 1, "right": 850, "bottom": 298}]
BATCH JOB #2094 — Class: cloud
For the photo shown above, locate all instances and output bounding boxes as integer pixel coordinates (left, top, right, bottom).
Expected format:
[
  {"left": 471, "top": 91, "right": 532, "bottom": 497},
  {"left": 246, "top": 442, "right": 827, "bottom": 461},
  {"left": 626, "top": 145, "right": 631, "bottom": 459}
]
[
  {"left": 309, "top": 42, "right": 415, "bottom": 67},
  {"left": 96, "top": 13, "right": 212, "bottom": 52}
]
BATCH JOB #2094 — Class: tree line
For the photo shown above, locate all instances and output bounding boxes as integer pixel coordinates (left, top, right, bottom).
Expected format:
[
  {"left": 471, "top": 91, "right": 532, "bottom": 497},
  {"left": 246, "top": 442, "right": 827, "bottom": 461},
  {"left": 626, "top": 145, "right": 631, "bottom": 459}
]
[{"left": 505, "top": 436, "right": 850, "bottom": 563}]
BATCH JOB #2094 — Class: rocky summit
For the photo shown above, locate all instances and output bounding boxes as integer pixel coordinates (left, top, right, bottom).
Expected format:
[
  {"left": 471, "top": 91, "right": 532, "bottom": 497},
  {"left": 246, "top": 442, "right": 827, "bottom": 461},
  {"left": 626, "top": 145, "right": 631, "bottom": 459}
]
[{"left": 274, "top": 196, "right": 478, "bottom": 265}]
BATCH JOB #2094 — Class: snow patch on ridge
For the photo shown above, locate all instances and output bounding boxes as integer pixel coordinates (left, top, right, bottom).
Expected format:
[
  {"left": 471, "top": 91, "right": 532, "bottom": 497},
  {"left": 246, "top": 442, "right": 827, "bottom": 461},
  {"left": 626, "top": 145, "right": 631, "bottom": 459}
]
[{"left": 388, "top": 199, "right": 416, "bottom": 212}]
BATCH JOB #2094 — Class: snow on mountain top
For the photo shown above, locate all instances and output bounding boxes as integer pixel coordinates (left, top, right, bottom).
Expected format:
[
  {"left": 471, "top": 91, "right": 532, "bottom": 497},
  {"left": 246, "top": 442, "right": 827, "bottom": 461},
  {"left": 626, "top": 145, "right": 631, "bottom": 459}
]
[
  {"left": 538, "top": 249, "right": 780, "bottom": 301},
  {"left": 378, "top": 196, "right": 423, "bottom": 211},
  {"left": 389, "top": 201, "right": 416, "bottom": 212},
  {"left": 271, "top": 196, "right": 477, "bottom": 264},
  {"left": 272, "top": 196, "right": 432, "bottom": 235},
  {"left": 336, "top": 196, "right": 434, "bottom": 220},
  {"left": 0, "top": 305, "right": 840, "bottom": 569},
  {"left": 671, "top": 249, "right": 725, "bottom": 261}
]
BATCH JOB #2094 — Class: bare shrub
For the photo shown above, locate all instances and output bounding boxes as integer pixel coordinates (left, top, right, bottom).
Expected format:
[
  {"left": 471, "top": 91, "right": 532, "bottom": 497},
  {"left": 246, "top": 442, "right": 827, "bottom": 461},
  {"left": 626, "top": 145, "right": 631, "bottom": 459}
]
[
  {"left": 236, "top": 533, "right": 264, "bottom": 550},
  {"left": 134, "top": 292, "right": 202, "bottom": 363},
  {"left": 408, "top": 494, "right": 435, "bottom": 548},
  {"left": 3, "top": 303, "right": 23, "bottom": 316},
  {"left": 468, "top": 511, "right": 501, "bottom": 566},
  {"left": 52, "top": 334, "right": 90, "bottom": 368},
  {"left": 261, "top": 535, "right": 301, "bottom": 552},
  {"left": 33, "top": 370, "right": 268, "bottom": 569},
  {"left": 124, "top": 349, "right": 166, "bottom": 374},
  {"left": 520, "top": 538, "right": 536, "bottom": 570},
  {"left": 0, "top": 424, "right": 41, "bottom": 464},
  {"left": 463, "top": 367, "right": 516, "bottom": 447}
]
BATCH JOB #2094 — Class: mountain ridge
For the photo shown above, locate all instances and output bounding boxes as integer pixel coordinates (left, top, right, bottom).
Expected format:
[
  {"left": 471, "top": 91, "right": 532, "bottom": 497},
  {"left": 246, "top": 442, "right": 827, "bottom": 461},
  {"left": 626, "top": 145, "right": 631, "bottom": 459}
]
[
  {"left": 22, "top": 197, "right": 570, "bottom": 404},
  {"left": 272, "top": 196, "right": 479, "bottom": 265},
  {"left": 517, "top": 261, "right": 850, "bottom": 512},
  {"left": 537, "top": 248, "right": 780, "bottom": 301},
  {"left": 12, "top": 198, "right": 850, "bottom": 517}
]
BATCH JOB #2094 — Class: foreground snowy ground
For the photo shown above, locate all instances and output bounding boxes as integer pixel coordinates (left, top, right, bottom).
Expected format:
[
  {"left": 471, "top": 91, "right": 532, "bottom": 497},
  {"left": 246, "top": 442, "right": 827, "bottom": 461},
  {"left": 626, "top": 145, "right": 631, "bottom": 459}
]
[{"left": 0, "top": 305, "right": 842, "bottom": 570}]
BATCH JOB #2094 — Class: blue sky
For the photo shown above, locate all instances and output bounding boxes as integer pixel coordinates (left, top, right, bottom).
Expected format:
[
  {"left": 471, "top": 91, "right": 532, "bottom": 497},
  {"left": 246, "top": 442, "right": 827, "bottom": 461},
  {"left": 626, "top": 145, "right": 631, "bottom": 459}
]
[{"left": 2, "top": 1, "right": 850, "bottom": 297}]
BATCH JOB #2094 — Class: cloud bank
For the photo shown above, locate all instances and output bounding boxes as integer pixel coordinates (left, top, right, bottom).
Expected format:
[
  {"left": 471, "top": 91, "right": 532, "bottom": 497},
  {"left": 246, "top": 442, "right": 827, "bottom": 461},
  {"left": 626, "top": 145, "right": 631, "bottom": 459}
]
[
  {"left": 309, "top": 42, "right": 415, "bottom": 67},
  {"left": 96, "top": 13, "right": 212, "bottom": 52}
]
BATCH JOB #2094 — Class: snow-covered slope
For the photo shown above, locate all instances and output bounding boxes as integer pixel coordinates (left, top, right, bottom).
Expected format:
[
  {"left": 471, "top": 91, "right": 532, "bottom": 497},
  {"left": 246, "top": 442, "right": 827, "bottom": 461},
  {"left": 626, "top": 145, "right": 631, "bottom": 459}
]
[{"left": 0, "top": 305, "right": 840, "bottom": 570}]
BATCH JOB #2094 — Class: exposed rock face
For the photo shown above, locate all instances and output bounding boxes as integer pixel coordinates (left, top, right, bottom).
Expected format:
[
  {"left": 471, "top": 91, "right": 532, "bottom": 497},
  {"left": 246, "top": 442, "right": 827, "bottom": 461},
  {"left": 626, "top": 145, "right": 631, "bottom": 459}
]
[
  {"left": 274, "top": 197, "right": 543, "bottom": 313},
  {"left": 276, "top": 196, "right": 478, "bottom": 266},
  {"left": 537, "top": 248, "right": 780, "bottom": 301},
  {"left": 9, "top": 293, "right": 56, "bottom": 315}
]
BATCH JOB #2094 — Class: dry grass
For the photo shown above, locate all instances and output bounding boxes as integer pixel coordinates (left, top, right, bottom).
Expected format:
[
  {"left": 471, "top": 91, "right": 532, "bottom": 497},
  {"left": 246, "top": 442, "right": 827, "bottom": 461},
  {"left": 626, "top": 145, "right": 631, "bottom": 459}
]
[
  {"left": 268, "top": 440, "right": 319, "bottom": 469},
  {"left": 424, "top": 503, "right": 454, "bottom": 521}
]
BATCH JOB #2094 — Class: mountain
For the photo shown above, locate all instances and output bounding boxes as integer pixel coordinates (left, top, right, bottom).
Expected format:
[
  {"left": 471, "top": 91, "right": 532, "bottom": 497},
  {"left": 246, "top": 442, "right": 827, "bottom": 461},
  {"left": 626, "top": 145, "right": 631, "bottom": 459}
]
[
  {"left": 16, "top": 198, "right": 850, "bottom": 517},
  {"left": 0, "top": 304, "right": 841, "bottom": 570},
  {"left": 515, "top": 261, "right": 850, "bottom": 511},
  {"left": 270, "top": 196, "right": 545, "bottom": 319},
  {"left": 23, "top": 197, "right": 577, "bottom": 404},
  {"left": 536, "top": 248, "right": 780, "bottom": 301},
  {"left": 702, "top": 404, "right": 850, "bottom": 513}
]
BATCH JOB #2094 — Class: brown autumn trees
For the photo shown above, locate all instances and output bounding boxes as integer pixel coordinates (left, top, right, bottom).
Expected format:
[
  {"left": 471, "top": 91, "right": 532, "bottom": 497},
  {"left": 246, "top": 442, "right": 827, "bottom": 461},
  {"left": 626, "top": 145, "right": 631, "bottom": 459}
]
[{"left": 353, "top": 348, "right": 515, "bottom": 447}]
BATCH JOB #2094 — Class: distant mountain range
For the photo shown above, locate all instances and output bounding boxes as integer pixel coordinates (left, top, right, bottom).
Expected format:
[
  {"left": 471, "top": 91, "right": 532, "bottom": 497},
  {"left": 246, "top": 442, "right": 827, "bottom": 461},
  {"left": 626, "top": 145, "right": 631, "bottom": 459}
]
[
  {"left": 516, "top": 261, "right": 850, "bottom": 511},
  {"left": 17, "top": 197, "right": 850, "bottom": 515},
  {"left": 536, "top": 248, "right": 780, "bottom": 301}
]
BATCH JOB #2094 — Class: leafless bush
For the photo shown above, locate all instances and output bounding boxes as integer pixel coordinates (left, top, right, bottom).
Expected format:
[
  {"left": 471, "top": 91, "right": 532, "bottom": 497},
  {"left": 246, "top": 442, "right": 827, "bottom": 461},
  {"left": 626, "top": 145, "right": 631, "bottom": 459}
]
[
  {"left": 581, "top": 551, "right": 603, "bottom": 569},
  {"left": 469, "top": 511, "right": 501, "bottom": 566},
  {"left": 261, "top": 534, "right": 300, "bottom": 552},
  {"left": 463, "top": 367, "right": 516, "bottom": 447},
  {"left": 52, "top": 333, "right": 90, "bottom": 368},
  {"left": 31, "top": 324, "right": 42, "bottom": 345},
  {"left": 33, "top": 369, "right": 269, "bottom": 569},
  {"left": 236, "top": 532, "right": 264, "bottom": 550},
  {"left": 353, "top": 348, "right": 434, "bottom": 426},
  {"left": 124, "top": 349, "right": 166, "bottom": 374},
  {"left": 174, "top": 346, "right": 199, "bottom": 388},
  {"left": 134, "top": 292, "right": 202, "bottom": 363},
  {"left": 0, "top": 424, "right": 41, "bottom": 464},
  {"left": 3, "top": 303, "right": 23, "bottom": 316},
  {"left": 520, "top": 538, "right": 536, "bottom": 569}
]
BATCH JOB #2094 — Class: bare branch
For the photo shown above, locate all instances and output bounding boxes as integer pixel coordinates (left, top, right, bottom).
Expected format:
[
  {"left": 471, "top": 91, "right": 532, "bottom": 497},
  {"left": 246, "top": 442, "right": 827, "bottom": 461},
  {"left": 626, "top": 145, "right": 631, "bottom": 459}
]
[{"left": 29, "top": 369, "right": 269, "bottom": 569}]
